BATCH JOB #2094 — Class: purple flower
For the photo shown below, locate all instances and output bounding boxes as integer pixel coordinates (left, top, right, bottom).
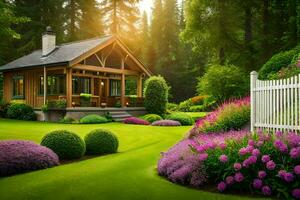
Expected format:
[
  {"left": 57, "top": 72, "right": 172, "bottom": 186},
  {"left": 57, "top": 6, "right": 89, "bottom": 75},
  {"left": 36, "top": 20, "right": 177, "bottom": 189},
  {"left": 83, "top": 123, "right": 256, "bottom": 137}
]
[
  {"left": 199, "top": 153, "right": 208, "bottom": 161},
  {"left": 294, "top": 165, "right": 300, "bottom": 175},
  {"left": 234, "top": 172, "right": 244, "bottom": 182},
  {"left": 246, "top": 145, "right": 254, "bottom": 152},
  {"left": 248, "top": 139, "right": 255, "bottom": 146},
  {"left": 284, "top": 172, "right": 294, "bottom": 182},
  {"left": 258, "top": 171, "right": 267, "bottom": 179},
  {"left": 261, "top": 185, "right": 272, "bottom": 196},
  {"left": 239, "top": 147, "right": 248, "bottom": 156},
  {"left": 275, "top": 130, "right": 283, "bottom": 138},
  {"left": 0, "top": 140, "right": 59, "bottom": 176},
  {"left": 273, "top": 139, "right": 288, "bottom": 153},
  {"left": 278, "top": 170, "right": 287, "bottom": 179},
  {"left": 225, "top": 176, "right": 234, "bottom": 185},
  {"left": 257, "top": 140, "right": 264, "bottom": 147},
  {"left": 290, "top": 147, "right": 300, "bottom": 159},
  {"left": 266, "top": 160, "right": 276, "bottom": 170},
  {"left": 261, "top": 155, "right": 270, "bottom": 163},
  {"left": 252, "top": 149, "right": 260, "bottom": 157},
  {"left": 253, "top": 179, "right": 263, "bottom": 189},
  {"left": 219, "top": 143, "right": 226, "bottom": 150},
  {"left": 151, "top": 120, "right": 181, "bottom": 126},
  {"left": 248, "top": 155, "right": 257, "bottom": 164},
  {"left": 234, "top": 163, "right": 242, "bottom": 171},
  {"left": 292, "top": 188, "right": 300, "bottom": 199},
  {"left": 219, "top": 154, "right": 228, "bottom": 163},
  {"left": 217, "top": 181, "right": 226, "bottom": 192}
]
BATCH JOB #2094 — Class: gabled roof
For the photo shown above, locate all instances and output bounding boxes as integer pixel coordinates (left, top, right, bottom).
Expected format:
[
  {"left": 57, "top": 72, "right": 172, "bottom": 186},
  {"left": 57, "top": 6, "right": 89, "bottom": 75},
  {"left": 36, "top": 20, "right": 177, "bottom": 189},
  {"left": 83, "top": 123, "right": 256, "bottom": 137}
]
[{"left": 0, "top": 35, "right": 152, "bottom": 76}]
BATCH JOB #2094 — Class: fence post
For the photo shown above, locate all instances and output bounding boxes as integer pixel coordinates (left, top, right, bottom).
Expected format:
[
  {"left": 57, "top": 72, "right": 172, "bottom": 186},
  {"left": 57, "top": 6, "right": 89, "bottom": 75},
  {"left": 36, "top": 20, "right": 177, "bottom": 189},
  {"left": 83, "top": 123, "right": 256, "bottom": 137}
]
[{"left": 250, "top": 71, "right": 258, "bottom": 132}]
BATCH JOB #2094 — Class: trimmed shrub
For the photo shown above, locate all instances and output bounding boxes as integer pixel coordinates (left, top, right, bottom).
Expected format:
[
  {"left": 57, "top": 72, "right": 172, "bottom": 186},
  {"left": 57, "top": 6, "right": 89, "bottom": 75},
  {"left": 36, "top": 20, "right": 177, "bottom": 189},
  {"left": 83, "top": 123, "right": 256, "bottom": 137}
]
[
  {"left": 60, "top": 116, "right": 77, "bottom": 124},
  {"left": 258, "top": 48, "right": 299, "bottom": 80},
  {"left": 166, "top": 103, "right": 178, "bottom": 112},
  {"left": 197, "top": 64, "right": 248, "bottom": 102},
  {"left": 141, "top": 114, "right": 163, "bottom": 123},
  {"left": 151, "top": 120, "right": 181, "bottom": 126},
  {"left": 189, "top": 105, "right": 204, "bottom": 112},
  {"left": 6, "top": 103, "right": 36, "bottom": 121},
  {"left": 0, "top": 140, "right": 59, "bottom": 176},
  {"left": 0, "top": 101, "right": 9, "bottom": 118},
  {"left": 178, "top": 99, "right": 193, "bottom": 112},
  {"left": 123, "top": 117, "right": 150, "bottom": 125},
  {"left": 165, "top": 112, "right": 194, "bottom": 126},
  {"left": 41, "top": 130, "right": 85, "bottom": 160},
  {"left": 144, "top": 76, "right": 169, "bottom": 115},
  {"left": 80, "top": 114, "right": 108, "bottom": 124},
  {"left": 84, "top": 129, "right": 119, "bottom": 155}
]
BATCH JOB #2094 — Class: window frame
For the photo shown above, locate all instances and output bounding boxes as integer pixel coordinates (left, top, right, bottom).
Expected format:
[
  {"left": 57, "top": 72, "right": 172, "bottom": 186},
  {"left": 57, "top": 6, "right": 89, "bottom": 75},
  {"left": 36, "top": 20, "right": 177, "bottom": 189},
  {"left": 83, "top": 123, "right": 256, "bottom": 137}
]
[
  {"left": 38, "top": 74, "right": 66, "bottom": 96},
  {"left": 72, "top": 77, "right": 91, "bottom": 95},
  {"left": 110, "top": 79, "right": 121, "bottom": 97},
  {"left": 12, "top": 75, "right": 25, "bottom": 99}
]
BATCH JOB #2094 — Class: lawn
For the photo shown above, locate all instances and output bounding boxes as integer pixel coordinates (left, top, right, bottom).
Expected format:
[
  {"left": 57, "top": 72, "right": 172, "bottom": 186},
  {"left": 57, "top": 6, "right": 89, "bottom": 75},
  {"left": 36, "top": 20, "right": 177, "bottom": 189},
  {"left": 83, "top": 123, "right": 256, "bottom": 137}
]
[{"left": 0, "top": 118, "right": 267, "bottom": 200}]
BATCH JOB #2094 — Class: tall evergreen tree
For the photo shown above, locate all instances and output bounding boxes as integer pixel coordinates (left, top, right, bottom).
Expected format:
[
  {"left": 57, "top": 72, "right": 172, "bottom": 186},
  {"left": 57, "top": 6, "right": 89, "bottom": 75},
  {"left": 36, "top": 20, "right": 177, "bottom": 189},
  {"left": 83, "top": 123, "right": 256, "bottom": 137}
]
[
  {"left": 140, "top": 11, "right": 150, "bottom": 67},
  {"left": 78, "top": 0, "right": 104, "bottom": 39}
]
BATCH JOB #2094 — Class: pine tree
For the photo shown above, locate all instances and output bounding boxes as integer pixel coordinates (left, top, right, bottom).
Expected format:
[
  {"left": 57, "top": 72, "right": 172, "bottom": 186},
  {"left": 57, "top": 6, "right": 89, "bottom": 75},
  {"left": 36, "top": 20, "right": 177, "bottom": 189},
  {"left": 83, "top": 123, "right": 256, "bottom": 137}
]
[
  {"left": 65, "top": 0, "right": 81, "bottom": 41},
  {"left": 79, "top": 0, "right": 104, "bottom": 39},
  {"left": 140, "top": 11, "right": 150, "bottom": 67}
]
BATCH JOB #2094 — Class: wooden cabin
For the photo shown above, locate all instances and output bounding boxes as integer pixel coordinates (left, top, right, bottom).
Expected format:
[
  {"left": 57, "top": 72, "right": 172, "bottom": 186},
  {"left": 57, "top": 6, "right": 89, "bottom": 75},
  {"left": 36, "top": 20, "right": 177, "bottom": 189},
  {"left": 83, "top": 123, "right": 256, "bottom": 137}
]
[{"left": 0, "top": 27, "right": 152, "bottom": 112}]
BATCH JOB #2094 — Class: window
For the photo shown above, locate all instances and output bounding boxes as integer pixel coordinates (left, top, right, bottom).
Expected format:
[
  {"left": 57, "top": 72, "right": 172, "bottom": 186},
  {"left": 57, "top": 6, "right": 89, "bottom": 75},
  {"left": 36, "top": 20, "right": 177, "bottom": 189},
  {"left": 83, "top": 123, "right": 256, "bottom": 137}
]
[
  {"left": 110, "top": 80, "right": 121, "bottom": 96},
  {"left": 39, "top": 75, "right": 66, "bottom": 95},
  {"left": 72, "top": 77, "right": 91, "bottom": 94},
  {"left": 13, "top": 76, "right": 24, "bottom": 99}
]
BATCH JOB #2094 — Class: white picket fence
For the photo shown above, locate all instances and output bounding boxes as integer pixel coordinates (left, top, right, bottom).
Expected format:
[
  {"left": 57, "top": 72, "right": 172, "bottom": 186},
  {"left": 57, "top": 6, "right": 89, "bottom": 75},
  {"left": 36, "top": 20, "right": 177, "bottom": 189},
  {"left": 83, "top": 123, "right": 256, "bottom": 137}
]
[{"left": 250, "top": 71, "right": 300, "bottom": 132}]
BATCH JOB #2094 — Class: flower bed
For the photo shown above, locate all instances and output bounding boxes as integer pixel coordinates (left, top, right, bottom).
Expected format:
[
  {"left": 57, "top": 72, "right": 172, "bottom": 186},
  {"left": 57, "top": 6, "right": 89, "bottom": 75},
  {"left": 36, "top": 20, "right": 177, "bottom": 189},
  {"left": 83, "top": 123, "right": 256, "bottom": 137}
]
[
  {"left": 151, "top": 120, "right": 181, "bottom": 126},
  {"left": 158, "top": 129, "right": 300, "bottom": 199},
  {"left": 0, "top": 140, "right": 59, "bottom": 176},
  {"left": 188, "top": 97, "right": 250, "bottom": 137},
  {"left": 123, "top": 117, "right": 150, "bottom": 125}
]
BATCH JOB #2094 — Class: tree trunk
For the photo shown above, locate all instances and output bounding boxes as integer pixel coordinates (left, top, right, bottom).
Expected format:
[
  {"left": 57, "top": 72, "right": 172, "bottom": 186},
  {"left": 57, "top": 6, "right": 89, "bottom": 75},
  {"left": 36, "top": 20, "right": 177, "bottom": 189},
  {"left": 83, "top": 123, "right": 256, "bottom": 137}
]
[
  {"left": 244, "top": 5, "right": 254, "bottom": 71},
  {"left": 70, "top": 0, "right": 75, "bottom": 40},
  {"left": 262, "top": 0, "right": 270, "bottom": 59}
]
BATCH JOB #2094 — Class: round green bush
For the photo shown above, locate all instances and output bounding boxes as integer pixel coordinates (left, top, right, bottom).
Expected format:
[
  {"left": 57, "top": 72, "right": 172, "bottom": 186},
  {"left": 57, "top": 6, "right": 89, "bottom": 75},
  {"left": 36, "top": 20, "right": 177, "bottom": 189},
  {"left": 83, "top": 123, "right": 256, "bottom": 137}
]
[
  {"left": 144, "top": 76, "right": 169, "bottom": 115},
  {"left": 189, "top": 105, "right": 204, "bottom": 112},
  {"left": 41, "top": 130, "right": 86, "bottom": 159},
  {"left": 84, "top": 129, "right": 119, "bottom": 155},
  {"left": 141, "top": 114, "right": 163, "bottom": 123},
  {"left": 80, "top": 114, "right": 108, "bottom": 124},
  {"left": 165, "top": 112, "right": 194, "bottom": 126},
  {"left": 6, "top": 103, "right": 36, "bottom": 121},
  {"left": 258, "top": 47, "right": 300, "bottom": 80},
  {"left": 197, "top": 64, "right": 248, "bottom": 102}
]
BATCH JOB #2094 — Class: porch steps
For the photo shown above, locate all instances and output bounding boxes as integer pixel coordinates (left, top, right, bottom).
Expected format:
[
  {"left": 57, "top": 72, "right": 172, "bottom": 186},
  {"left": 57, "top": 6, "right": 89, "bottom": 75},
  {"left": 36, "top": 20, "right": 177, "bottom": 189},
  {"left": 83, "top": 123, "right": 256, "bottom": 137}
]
[{"left": 109, "top": 111, "right": 132, "bottom": 122}]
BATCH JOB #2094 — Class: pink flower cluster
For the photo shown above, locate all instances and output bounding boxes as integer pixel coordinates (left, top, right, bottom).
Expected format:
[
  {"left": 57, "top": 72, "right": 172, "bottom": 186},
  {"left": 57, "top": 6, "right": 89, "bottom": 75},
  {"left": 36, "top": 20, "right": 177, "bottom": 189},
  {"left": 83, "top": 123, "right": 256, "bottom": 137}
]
[
  {"left": 123, "top": 117, "right": 150, "bottom": 125},
  {"left": 195, "top": 97, "right": 250, "bottom": 131}
]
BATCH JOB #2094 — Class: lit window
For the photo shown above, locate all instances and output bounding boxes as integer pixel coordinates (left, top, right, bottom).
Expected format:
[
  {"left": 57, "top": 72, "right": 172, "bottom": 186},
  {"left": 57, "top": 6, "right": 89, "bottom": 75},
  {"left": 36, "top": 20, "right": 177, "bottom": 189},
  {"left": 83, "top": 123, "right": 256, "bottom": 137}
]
[
  {"left": 13, "top": 76, "right": 24, "bottom": 99},
  {"left": 110, "top": 80, "right": 121, "bottom": 96}
]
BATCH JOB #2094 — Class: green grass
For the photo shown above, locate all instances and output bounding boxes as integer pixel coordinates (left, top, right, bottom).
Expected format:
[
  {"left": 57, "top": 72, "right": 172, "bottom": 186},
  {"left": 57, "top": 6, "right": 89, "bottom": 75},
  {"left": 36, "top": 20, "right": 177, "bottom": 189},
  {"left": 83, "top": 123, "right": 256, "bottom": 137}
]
[{"left": 0, "top": 118, "right": 267, "bottom": 200}]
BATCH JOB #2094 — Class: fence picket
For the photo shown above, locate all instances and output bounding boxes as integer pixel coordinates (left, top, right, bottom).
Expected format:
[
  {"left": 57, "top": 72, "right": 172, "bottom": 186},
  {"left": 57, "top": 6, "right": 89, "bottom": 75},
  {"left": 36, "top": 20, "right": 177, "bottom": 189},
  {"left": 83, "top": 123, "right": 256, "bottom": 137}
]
[{"left": 250, "top": 71, "right": 300, "bottom": 133}]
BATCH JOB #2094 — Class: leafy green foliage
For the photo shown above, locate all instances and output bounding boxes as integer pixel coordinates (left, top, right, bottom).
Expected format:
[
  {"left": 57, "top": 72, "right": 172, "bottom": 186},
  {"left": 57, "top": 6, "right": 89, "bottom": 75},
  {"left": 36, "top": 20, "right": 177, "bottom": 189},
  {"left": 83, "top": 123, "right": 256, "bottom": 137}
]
[
  {"left": 84, "top": 129, "right": 119, "bottom": 155},
  {"left": 166, "top": 103, "right": 178, "bottom": 112},
  {"left": 80, "top": 114, "right": 108, "bottom": 124},
  {"left": 141, "top": 114, "right": 163, "bottom": 123},
  {"left": 6, "top": 103, "right": 36, "bottom": 121},
  {"left": 42, "top": 99, "right": 67, "bottom": 113},
  {"left": 178, "top": 99, "right": 193, "bottom": 112},
  {"left": 144, "top": 76, "right": 169, "bottom": 115},
  {"left": 189, "top": 105, "right": 204, "bottom": 112},
  {"left": 258, "top": 48, "right": 300, "bottom": 79},
  {"left": 41, "top": 130, "right": 86, "bottom": 159},
  {"left": 197, "top": 65, "right": 248, "bottom": 102},
  {"left": 165, "top": 112, "right": 194, "bottom": 126},
  {"left": 60, "top": 116, "right": 77, "bottom": 124}
]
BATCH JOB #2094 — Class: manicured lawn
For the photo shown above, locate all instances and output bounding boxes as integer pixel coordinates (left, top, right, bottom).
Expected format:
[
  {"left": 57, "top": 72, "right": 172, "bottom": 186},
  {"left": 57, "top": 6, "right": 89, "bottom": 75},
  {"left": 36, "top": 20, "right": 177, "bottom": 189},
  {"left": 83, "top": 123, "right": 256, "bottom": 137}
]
[{"left": 0, "top": 119, "right": 267, "bottom": 200}]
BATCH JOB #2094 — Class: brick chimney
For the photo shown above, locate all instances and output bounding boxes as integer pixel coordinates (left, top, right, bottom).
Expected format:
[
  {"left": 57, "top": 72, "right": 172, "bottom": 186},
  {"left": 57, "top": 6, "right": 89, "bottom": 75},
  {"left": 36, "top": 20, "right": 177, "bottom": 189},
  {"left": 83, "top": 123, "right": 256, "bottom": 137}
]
[{"left": 42, "top": 26, "right": 56, "bottom": 56}]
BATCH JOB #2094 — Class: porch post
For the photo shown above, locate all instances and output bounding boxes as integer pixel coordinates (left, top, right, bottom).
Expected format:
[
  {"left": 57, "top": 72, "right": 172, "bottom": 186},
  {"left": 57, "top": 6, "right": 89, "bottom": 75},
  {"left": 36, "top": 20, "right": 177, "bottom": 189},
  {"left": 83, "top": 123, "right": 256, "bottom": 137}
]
[
  {"left": 121, "top": 74, "right": 126, "bottom": 107},
  {"left": 43, "top": 66, "right": 47, "bottom": 105},
  {"left": 66, "top": 68, "right": 73, "bottom": 107},
  {"left": 137, "top": 74, "right": 143, "bottom": 97}
]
